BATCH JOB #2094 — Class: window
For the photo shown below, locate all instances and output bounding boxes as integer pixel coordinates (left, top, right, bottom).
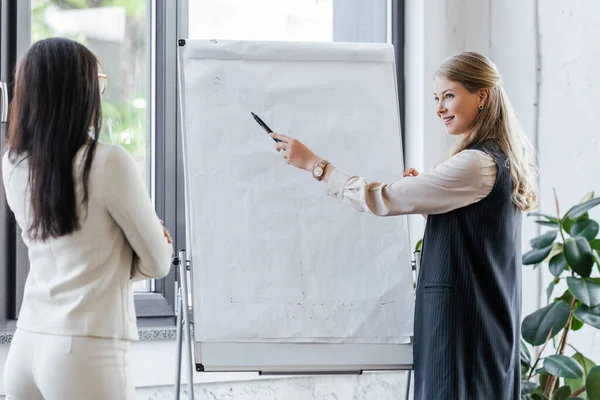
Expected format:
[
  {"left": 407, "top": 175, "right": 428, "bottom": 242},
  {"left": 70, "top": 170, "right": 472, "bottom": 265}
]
[
  {"left": 188, "top": 0, "right": 389, "bottom": 44},
  {"left": 0, "top": 0, "right": 178, "bottom": 327},
  {"left": 189, "top": 0, "right": 334, "bottom": 42},
  {"left": 32, "top": 0, "right": 153, "bottom": 292}
]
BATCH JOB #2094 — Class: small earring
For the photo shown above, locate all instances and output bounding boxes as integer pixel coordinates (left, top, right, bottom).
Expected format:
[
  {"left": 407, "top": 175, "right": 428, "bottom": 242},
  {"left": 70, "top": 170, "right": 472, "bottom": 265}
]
[{"left": 478, "top": 104, "right": 484, "bottom": 111}]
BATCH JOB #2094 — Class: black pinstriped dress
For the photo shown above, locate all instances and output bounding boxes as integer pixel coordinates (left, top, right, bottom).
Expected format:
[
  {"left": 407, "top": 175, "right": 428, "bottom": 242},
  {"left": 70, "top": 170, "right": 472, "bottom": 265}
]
[{"left": 413, "top": 142, "right": 522, "bottom": 400}]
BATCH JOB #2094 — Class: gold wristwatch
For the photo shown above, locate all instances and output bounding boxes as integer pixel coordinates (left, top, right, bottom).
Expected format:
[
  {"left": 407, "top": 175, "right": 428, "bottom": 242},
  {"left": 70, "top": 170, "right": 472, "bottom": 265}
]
[{"left": 312, "top": 160, "right": 330, "bottom": 181}]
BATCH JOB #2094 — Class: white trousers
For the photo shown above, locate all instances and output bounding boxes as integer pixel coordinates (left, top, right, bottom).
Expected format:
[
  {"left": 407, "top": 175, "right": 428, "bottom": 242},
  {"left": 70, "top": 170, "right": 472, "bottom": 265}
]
[{"left": 3, "top": 329, "right": 135, "bottom": 400}]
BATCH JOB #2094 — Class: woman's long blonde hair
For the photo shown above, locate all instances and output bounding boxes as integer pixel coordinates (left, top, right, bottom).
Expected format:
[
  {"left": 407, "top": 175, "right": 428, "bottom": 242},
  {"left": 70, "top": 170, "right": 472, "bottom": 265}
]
[{"left": 436, "top": 52, "right": 538, "bottom": 211}]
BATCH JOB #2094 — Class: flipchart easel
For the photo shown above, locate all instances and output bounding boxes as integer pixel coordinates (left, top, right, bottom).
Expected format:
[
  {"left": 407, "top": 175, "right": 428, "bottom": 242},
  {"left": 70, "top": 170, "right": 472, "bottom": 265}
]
[
  {"left": 172, "top": 37, "right": 419, "bottom": 400},
  {"left": 172, "top": 248, "right": 421, "bottom": 400}
]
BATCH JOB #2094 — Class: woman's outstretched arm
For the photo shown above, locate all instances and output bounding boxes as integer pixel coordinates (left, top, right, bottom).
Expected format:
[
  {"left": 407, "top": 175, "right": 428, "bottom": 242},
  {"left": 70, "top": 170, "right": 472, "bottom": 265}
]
[{"left": 270, "top": 132, "right": 496, "bottom": 217}]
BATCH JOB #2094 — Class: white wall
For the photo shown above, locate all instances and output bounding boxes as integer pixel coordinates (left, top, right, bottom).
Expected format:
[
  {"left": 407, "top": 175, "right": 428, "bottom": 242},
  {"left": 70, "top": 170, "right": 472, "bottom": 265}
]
[
  {"left": 0, "top": 345, "right": 7, "bottom": 398},
  {"left": 537, "top": 0, "right": 600, "bottom": 359}
]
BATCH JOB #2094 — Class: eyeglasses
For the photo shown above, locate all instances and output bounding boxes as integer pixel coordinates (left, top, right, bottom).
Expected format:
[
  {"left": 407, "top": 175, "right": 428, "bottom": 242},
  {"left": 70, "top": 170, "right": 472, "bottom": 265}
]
[{"left": 98, "top": 73, "right": 108, "bottom": 95}]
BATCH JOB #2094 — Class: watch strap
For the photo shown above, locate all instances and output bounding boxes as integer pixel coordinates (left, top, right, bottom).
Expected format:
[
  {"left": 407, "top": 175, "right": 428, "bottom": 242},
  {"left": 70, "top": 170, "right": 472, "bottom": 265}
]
[{"left": 313, "top": 160, "right": 329, "bottom": 181}]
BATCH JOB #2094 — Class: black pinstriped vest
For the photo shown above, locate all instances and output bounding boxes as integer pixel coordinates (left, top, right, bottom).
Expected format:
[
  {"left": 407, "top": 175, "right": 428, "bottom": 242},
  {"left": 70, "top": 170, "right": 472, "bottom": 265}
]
[{"left": 413, "top": 142, "right": 522, "bottom": 400}]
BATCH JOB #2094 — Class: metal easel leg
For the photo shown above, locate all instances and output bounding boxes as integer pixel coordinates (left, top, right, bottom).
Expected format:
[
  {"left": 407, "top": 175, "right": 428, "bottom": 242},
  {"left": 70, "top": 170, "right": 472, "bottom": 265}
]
[
  {"left": 404, "top": 370, "right": 412, "bottom": 400},
  {"left": 178, "top": 250, "right": 195, "bottom": 400},
  {"left": 405, "top": 250, "right": 420, "bottom": 400},
  {"left": 174, "top": 285, "right": 183, "bottom": 400},
  {"left": 173, "top": 252, "right": 195, "bottom": 400}
]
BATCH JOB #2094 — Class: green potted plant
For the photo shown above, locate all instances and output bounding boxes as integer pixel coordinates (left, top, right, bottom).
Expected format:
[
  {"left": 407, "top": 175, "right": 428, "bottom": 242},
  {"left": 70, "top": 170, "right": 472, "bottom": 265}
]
[{"left": 521, "top": 191, "right": 600, "bottom": 399}]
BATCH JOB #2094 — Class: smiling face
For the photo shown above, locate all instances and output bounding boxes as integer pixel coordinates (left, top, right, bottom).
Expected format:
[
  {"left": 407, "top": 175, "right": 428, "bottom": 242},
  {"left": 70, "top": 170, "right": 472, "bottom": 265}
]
[{"left": 433, "top": 76, "right": 483, "bottom": 136}]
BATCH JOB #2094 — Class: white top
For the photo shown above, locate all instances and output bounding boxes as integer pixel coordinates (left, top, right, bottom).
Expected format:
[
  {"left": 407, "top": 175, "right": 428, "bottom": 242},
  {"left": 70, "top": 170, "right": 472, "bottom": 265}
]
[
  {"left": 326, "top": 149, "right": 497, "bottom": 215},
  {"left": 2, "top": 142, "right": 173, "bottom": 340}
]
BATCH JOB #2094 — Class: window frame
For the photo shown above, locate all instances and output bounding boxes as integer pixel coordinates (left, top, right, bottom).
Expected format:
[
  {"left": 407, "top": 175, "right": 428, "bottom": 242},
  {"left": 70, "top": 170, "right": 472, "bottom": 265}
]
[
  {"left": 143, "top": 0, "right": 179, "bottom": 323},
  {"left": 391, "top": 0, "right": 406, "bottom": 155},
  {"left": 0, "top": 0, "right": 18, "bottom": 331},
  {"left": 332, "top": 0, "right": 405, "bottom": 153}
]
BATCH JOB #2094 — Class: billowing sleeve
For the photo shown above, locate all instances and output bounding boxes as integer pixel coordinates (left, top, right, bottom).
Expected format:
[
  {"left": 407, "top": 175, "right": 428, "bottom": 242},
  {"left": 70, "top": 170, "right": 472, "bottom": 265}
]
[
  {"left": 326, "top": 149, "right": 497, "bottom": 216},
  {"left": 104, "top": 145, "right": 174, "bottom": 280}
]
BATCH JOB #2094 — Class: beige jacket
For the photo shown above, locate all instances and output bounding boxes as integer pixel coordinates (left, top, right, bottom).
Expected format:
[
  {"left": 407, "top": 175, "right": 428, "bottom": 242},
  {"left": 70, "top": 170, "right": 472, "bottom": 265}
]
[{"left": 2, "top": 142, "right": 173, "bottom": 340}]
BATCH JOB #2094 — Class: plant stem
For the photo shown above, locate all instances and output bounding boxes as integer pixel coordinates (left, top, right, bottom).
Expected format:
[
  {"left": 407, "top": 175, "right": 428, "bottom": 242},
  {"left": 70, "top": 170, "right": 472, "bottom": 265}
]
[
  {"left": 527, "top": 328, "right": 554, "bottom": 381},
  {"left": 559, "top": 227, "right": 567, "bottom": 244},
  {"left": 567, "top": 343, "right": 581, "bottom": 354},
  {"left": 544, "top": 297, "right": 577, "bottom": 397},
  {"left": 554, "top": 188, "right": 561, "bottom": 219},
  {"left": 571, "top": 385, "right": 586, "bottom": 397}
]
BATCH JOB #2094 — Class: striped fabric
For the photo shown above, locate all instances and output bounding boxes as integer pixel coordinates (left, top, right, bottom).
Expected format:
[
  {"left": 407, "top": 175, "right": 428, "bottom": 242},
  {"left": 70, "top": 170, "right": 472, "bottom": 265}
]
[{"left": 413, "top": 142, "right": 522, "bottom": 400}]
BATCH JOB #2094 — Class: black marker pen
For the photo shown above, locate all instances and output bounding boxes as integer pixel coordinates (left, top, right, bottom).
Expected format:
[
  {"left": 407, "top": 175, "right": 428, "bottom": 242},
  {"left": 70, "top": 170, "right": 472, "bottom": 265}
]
[{"left": 251, "top": 112, "right": 282, "bottom": 143}]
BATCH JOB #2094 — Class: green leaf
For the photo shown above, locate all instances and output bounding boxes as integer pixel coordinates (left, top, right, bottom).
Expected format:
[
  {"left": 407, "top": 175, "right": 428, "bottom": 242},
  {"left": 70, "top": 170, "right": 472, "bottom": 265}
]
[
  {"left": 571, "top": 316, "right": 585, "bottom": 331},
  {"left": 522, "top": 339, "right": 532, "bottom": 377},
  {"left": 522, "top": 301, "right": 571, "bottom": 345},
  {"left": 521, "top": 380, "right": 538, "bottom": 395},
  {"left": 575, "top": 304, "right": 600, "bottom": 330},
  {"left": 564, "top": 237, "right": 594, "bottom": 277},
  {"left": 590, "top": 239, "right": 600, "bottom": 252},
  {"left": 532, "top": 230, "right": 559, "bottom": 249},
  {"left": 536, "top": 220, "right": 560, "bottom": 228},
  {"left": 529, "top": 212, "right": 559, "bottom": 223},
  {"left": 551, "top": 385, "right": 572, "bottom": 400},
  {"left": 550, "top": 253, "right": 568, "bottom": 277},
  {"left": 575, "top": 352, "right": 596, "bottom": 373},
  {"left": 587, "top": 366, "right": 600, "bottom": 400},
  {"left": 566, "top": 353, "right": 596, "bottom": 399},
  {"left": 524, "top": 244, "right": 555, "bottom": 265},
  {"left": 566, "top": 197, "right": 600, "bottom": 220},
  {"left": 543, "top": 355, "right": 584, "bottom": 379},
  {"left": 567, "top": 277, "right": 600, "bottom": 307},
  {"left": 547, "top": 280, "right": 557, "bottom": 303},
  {"left": 547, "top": 243, "right": 566, "bottom": 263},
  {"left": 557, "top": 289, "right": 574, "bottom": 303},
  {"left": 581, "top": 192, "right": 595, "bottom": 203},
  {"left": 415, "top": 239, "right": 423, "bottom": 252},
  {"left": 571, "top": 219, "right": 600, "bottom": 240},
  {"left": 530, "top": 394, "right": 550, "bottom": 400},
  {"left": 521, "top": 339, "right": 532, "bottom": 366},
  {"left": 565, "top": 213, "right": 590, "bottom": 234}
]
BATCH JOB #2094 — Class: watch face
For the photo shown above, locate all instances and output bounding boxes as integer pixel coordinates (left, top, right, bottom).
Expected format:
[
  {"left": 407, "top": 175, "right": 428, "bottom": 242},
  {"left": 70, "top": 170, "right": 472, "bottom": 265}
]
[{"left": 313, "top": 166, "right": 324, "bottom": 177}]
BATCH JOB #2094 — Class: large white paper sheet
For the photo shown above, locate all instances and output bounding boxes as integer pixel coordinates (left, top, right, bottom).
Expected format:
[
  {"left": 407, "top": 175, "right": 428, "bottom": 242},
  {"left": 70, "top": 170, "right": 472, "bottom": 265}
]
[{"left": 182, "top": 40, "right": 414, "bottom": 344}]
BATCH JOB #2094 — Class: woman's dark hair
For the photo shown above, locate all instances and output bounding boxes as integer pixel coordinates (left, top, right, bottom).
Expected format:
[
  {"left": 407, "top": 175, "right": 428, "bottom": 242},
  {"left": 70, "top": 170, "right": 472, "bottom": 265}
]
[{"left": 6, "top": 38, "right": 102, "bottom": 240}]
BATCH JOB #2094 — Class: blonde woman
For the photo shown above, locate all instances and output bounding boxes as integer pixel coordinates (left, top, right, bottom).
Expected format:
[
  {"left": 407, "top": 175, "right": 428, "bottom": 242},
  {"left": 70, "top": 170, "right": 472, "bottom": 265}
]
[{"left": 271, "top": 52, "right": 537, "bottom": 399}]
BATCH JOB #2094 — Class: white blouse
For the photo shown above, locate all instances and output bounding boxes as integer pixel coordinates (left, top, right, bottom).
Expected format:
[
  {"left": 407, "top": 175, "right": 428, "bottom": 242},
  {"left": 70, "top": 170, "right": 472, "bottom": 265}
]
[{"left": 326, "top": 149, "right": 497, "bottom": 216}]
